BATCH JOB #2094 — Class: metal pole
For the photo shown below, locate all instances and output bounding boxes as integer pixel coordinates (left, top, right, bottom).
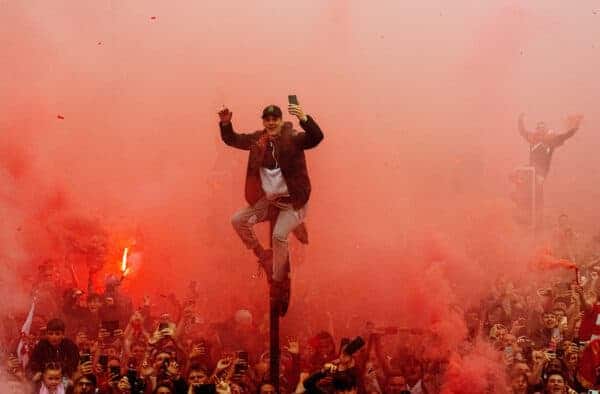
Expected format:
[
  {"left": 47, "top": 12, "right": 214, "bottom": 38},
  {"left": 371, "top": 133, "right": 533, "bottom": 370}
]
[
  {"left": 269, "top": 217, "right": 280, "bottom": 393},
  {"left": 530, "top": 166, "right": 537, "bottom": 235}
]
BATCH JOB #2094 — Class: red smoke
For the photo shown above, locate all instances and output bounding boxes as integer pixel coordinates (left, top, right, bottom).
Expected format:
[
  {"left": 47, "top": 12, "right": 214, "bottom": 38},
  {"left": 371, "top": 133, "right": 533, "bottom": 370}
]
[{"left": 1, "top": 1, "right": 600, "bottom": 391}]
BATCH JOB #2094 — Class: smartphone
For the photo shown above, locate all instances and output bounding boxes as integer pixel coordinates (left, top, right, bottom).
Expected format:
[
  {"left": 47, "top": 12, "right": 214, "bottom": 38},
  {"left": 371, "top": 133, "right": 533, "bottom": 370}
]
[
  {"left": 236, "top": 350, "right": 248, "bottom": 362},
  {"left": 288, "top": 95, "right": 299, "bottom": 105},
  {"left": 588, "top": 390, "right": 599, "bottom": 394},
  {"left": 127, "top": 368, "right": 137, "bottom": 388},
  {"left": 99, "top": 355, "right": 109, "bottom": 367},
  {"left": 79, "top": 353, "right": 91, "bottom": 365},
  {"left": 195, "top": 384, "right": 217, "bottom": 394},
  {"left": 158, "top": 322, "right": 169, "bottom": 331},
  {"left": 234, "top": 361, "right": 248, "bottom": 375},
  {"left": 109, "top": 366, "right": 121, "bottom": 381}
]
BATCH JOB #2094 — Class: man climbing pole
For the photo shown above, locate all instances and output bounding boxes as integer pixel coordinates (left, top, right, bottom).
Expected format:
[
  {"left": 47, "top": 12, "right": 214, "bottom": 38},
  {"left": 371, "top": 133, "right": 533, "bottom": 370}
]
[{"left": 218, "top": 100, "right": 324, "bottom": 309}]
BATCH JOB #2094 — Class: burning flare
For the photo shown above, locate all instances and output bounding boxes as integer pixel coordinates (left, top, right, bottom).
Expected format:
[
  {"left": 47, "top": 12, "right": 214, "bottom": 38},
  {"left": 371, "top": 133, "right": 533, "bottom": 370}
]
[{"left": 121, "top": 247, "right": 130, "bottom": 277}]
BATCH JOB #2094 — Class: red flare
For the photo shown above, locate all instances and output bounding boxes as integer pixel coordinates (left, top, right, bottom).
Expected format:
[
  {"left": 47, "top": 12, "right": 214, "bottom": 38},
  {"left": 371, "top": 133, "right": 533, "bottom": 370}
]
[{"left": 531, "top": 247, "right": 576, "bottom": 271}]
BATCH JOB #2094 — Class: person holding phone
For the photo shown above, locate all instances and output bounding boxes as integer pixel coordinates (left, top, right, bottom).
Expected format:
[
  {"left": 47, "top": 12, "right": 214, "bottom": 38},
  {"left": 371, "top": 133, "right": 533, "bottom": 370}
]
[{"left": 218, "top": 96, "right": 324, "bottom": 307}]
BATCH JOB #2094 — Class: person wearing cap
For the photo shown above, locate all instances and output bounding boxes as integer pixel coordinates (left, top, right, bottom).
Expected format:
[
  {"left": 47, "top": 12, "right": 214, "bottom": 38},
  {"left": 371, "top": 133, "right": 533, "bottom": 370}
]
[{"left": 218, "top": 101, "right": 324, "bottom": 305}]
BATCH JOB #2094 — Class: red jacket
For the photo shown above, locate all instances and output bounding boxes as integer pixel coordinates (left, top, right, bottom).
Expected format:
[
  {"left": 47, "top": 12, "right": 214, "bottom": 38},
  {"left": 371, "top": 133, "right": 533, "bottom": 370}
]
[
  {"left": 579, "top": 304, "right": 600, "bottom": 340},
  {"left": 220, "top": 116, "right": 324, "bottom": 209}
]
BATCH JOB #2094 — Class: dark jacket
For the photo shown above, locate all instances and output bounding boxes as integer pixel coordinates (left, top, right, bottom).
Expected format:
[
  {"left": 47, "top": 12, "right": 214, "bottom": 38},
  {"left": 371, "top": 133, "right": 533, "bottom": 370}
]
[
  {"left": 303, "top": 370, "right": 328, "bottom": 394},
  {"left": 27, "top": 337, "right": 80, "bottom": 379},
  {"left": 220, "top": 115, "right": 324, "bottom": 209}
]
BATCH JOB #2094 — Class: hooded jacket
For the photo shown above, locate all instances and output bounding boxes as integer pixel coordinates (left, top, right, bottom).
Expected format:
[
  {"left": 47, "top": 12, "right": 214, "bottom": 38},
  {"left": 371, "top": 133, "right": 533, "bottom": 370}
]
[{"left": 220, "top": 115, "right": 324, "bottom": 209}]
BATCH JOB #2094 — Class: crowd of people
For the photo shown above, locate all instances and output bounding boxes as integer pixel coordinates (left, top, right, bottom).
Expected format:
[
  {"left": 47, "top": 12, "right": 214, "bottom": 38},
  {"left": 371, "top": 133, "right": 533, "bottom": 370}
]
[{"left": 1, "top": 213, "right": 600, "bottom": 394}]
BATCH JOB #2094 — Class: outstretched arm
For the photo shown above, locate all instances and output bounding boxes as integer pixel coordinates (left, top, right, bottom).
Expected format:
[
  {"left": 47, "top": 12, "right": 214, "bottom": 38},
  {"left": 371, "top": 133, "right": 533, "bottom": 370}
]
[
  {"left": 218, "top": 107, "right": 254, "bottom": 150},
  {"left": 518, "top": 113, "right": 532, "bottom": 143},
  {"left": 551, "top": 114, "right": 583, "bottom": 147}
]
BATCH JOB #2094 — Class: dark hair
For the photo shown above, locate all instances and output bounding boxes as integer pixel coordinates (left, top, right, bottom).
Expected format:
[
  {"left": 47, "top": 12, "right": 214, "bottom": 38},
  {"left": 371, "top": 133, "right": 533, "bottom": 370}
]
[
  {"left": 188, "top": 363, "right": 209, "bottom": 376},
  {"left": 257, "top": 382, "right": 274, "bottom": 394},
  {"left": 542, "top": 359, "right": 568, "bottom": 382},
  {"left": 543, "top": 371, "right": 566, "bottom": 387},
  {"left": 43, "top": 362, "right": 63, "bottom": 373},
  {"left": 46, "top": 318, "right": 66, "bottom": 333},
  {"left": 153, "top": 381, "right": 174, "bottom": 393},
  {"left": 75, "top": 374, "right": 97, "bottom": 387}
]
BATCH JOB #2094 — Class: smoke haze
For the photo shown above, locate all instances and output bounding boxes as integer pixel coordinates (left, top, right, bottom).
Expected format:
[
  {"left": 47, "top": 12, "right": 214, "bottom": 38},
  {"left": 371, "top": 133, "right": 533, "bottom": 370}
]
[{"left": 1, "top": 1, "right": 599, "bottom": 389}]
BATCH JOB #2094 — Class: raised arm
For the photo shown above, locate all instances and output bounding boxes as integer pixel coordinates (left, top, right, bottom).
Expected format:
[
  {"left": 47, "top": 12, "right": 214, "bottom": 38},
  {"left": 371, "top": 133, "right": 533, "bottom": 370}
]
[
  {"left": 551, "top": 114, "right": 583, "bottom": 147},
  {"left": 288, "top": 104, "right": 324, "bottom": 150},
  {"left": 218, "top": 107, "right": 254, "bottom": 150},
  {"left": 518, "top": 113, "right": 532, "bottom": 143}
]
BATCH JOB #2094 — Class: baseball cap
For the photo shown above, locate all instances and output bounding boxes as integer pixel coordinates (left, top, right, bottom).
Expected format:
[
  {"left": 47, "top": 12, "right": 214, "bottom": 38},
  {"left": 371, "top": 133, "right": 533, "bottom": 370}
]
[{"left": 261, "top": 105, "right": 282, "bottom": 119}]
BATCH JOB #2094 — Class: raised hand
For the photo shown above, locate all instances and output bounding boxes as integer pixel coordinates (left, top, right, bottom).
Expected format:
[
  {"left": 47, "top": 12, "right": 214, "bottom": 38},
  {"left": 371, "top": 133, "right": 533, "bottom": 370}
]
[
  {"left": 79, "top": 360, "right": 94, "bottom": 375},
  {"left": 288, "top": 104, "right": 307, "bottom": 122},
  {"left": 283, "top": 337, "right": 300, "bottom": 355},
  {"left": 117, "top": 376, "right": 132, "bottom": 392},
  {"left": 215, "top": 357, "right": 233, "bottom": 372},
  {"left": 566, "top": 114, "right": 584, "bottom": 130},
  {"left": 218, "top": 107, "right": 233, "bottom": 124}
]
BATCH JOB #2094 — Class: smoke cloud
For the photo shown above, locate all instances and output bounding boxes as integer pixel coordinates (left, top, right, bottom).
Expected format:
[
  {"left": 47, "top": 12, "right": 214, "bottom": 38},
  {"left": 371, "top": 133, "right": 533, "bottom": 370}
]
[{"left": 1, "top": 1, "right": 599, "bottom": 390}]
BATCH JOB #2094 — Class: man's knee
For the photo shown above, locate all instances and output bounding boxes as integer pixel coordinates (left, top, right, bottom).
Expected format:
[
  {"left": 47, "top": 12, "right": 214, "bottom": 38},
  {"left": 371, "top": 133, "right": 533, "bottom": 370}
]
[
  {"left": 272, "top": 230, "right": 289, "bottom": 244},
  {"left": 231, "top": 211, "right": 246, "bottom": 229},
  {"left": 231, "top": 210, "right": 259, "bottom": 229}
]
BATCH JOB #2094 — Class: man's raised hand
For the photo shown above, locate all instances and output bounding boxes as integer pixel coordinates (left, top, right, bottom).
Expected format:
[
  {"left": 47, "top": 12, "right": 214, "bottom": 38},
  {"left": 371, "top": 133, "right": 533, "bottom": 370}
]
[
  {"left": 288, "top": 104, "right": 308, "bottom": 122},
  {"left": 566, "top": 113, "right": 584, "bottom": 130},
  {"left": 218, "top": 107, "right": 233, "bottom": 125}
]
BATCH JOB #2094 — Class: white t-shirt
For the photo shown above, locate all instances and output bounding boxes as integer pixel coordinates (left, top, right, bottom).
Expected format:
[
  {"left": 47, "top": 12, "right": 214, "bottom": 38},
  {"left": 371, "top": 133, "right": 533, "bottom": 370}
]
[{"left": 260, "top": 167, "right": 289, "bottom": 200}]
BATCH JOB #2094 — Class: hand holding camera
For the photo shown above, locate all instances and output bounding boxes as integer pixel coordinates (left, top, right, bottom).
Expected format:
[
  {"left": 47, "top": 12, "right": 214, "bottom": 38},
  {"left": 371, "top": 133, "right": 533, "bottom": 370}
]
[
  {"left": 117, "top": 376, "right": 132, "bottom": 391},
  {"left": 287, "top": 95, "right": 307, "bottom": 122}
]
